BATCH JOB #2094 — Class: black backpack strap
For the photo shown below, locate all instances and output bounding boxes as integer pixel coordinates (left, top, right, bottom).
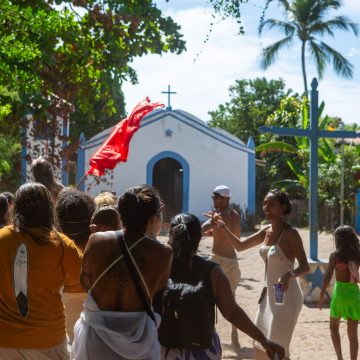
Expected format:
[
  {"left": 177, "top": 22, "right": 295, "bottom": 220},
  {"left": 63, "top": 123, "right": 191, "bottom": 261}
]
[{"left": 115, "top": 230, "right": 156, "bottom": 324}]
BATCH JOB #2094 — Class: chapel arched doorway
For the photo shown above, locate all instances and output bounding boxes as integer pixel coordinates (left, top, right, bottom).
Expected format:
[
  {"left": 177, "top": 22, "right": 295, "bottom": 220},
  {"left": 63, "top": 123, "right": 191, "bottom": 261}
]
[{"left": 152, "top": 157, "right": 183, "bottom": 223}]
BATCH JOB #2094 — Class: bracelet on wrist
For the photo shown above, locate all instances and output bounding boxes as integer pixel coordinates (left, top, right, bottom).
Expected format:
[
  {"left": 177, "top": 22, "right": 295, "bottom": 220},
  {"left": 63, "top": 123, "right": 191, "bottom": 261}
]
[{"left": 218, "top": 223, "right": 225, "bottom": 228}]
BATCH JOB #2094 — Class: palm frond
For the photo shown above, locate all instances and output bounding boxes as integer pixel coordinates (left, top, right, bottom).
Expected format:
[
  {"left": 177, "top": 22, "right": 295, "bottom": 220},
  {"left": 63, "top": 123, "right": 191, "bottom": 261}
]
[
  {"left": 259, "top": 18, "right": 296, "bottom": 36},
  {"left": 319, "top": 138, "right": 336, "bottom": 163},
  {"left": 319, "top": 41, "right": 354, "bottom": 78},
  {"left": 310, "top": 16, "right": 359, "bottom": 37},
  {"left": 301, "top": 98, "right": 309, "bottom": 129},
  {"left": 272, "top": 179, "right": 304, "bottom": 192},
  {"left": 285, "top": 156, "right": 305, "bottom": 181},
  {"left": 256, "top": 141, "right": 298, "bottom": 156},
  {"left": 318, "top": 114, "right": 328, "bottom": 129},
  {"left": 318, "top": 101, "right": 325, "bottom": 119},
  {"left": 260, "top": 36, "right": 293, "bottom": 70},
  {"left": 309, "top": 40, "right": 327, "bottom": 79},
  {"left": 277, "top": 0, "right": 291, "bottom": 12},
  {"left": 308, "top": 0, "right": 341, "bottom": 24}
]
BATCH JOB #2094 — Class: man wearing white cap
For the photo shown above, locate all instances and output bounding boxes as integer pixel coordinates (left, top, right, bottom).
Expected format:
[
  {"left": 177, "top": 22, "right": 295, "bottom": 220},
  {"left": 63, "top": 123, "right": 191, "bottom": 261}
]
[{"left": 202, "top": 185, "right": 241, "bottom": 348}]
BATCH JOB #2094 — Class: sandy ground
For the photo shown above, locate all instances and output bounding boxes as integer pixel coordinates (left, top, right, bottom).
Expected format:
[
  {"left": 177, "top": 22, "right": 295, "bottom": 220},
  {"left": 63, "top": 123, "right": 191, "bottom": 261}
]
[{"left": 162, "top": 228, "right": 354, "bottom": 360}]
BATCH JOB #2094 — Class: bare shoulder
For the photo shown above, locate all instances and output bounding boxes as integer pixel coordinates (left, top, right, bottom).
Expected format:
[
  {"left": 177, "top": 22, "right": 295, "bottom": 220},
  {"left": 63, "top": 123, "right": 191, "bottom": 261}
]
[
  {"left": 146, "top": 238, "right": 172, "bottom": 258},
  {"left": 210, "top": 262, "right": 228, "bottom": 287},
  {"left": 284, "top": 227, "right": 302, "bottom": 241},
  {"left": 85, "top": 231, "right": 117, "bottom": 253},
  {"left": 230, "top": 209, "right": 240, "bottom": 218},
  {"left": 229, "top": 209, "right": 240, "bottom": 221}
]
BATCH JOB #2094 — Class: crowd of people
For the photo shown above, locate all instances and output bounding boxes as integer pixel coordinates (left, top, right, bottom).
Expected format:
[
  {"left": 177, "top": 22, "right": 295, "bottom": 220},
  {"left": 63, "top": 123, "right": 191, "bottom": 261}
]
[{"left": 0, "top": 157, "right": 358, "bottom": 360}]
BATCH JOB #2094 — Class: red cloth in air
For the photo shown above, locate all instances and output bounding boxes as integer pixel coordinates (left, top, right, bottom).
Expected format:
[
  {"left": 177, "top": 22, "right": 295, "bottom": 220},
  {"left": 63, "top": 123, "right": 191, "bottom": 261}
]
[{"left": 87, "top": 97, "right": 164, "bottom": 176}]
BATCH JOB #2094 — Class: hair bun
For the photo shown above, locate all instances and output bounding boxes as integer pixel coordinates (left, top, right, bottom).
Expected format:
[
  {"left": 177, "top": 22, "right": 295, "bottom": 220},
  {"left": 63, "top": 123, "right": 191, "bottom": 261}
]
[
  {"left": 122, "top": 191, "right": 138, "bottom": 204},
  {"left": 175, "top": 223, "right": 187, "bottom": 232}
]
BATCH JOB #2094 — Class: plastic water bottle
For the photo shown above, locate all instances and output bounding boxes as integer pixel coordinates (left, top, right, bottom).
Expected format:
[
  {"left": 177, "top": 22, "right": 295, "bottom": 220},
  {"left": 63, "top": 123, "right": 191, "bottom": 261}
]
[{"left": 273, "top": 283, "right": 285, "bottom": 305}]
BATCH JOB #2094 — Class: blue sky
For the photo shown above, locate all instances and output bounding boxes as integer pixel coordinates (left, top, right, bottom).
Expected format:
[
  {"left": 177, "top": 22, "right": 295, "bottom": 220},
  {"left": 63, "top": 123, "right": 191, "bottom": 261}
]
[{"left": 123, "top": 0, "right": 360, "bottom": 126}]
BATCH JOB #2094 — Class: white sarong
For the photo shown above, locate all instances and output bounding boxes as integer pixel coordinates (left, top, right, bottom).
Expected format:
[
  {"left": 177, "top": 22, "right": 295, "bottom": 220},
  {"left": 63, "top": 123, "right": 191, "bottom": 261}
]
[{"left": 71, "top": 294, "right": 161, "bottom": 360}]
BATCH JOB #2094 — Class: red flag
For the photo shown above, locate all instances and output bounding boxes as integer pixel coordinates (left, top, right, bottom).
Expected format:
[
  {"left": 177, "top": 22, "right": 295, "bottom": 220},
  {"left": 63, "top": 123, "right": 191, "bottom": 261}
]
[{"left": 86, "top": 97, "right": 164, "bottom": 176}]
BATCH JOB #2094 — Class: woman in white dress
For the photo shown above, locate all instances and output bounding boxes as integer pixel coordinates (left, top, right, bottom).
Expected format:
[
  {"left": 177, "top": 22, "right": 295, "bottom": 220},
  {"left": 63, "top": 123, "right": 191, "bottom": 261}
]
[{"left": 207, "top": 189, "right": 309, "bottom": 359}]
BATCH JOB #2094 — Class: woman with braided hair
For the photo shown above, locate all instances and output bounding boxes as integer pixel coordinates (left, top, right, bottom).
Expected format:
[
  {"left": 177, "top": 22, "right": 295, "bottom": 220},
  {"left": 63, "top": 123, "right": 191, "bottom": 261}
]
[{"left": 155, "top": 213, "right": 284, "bottom": 360}]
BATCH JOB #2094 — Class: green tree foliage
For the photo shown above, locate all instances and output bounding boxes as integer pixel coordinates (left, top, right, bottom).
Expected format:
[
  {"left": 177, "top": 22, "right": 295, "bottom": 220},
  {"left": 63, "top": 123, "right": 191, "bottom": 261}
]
[
  {"left": 257, "top": 99, "right": 360, "bottom": 227},
  {"left": 1, "top": 0, "right": 185, "bottom": 127},
  {"left": 0, "top": 88, "right": 22, "bottom": 192},
  {"left": 208, "top": 77, "right": 296, "bottom": 145},
  {"left": 259, "top": 0, "right": 359, "bottom": 95},
  {"left": 0, "top": 0, "right": 186, "bottom": 187},
  {"left": 208, "top": 77, "right": 301, "bottom": 210}
]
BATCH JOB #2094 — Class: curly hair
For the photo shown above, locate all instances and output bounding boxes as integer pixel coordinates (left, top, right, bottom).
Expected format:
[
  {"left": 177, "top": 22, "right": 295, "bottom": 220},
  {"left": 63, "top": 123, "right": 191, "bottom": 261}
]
[
  {"left": 1, "top": 191, "right": 14, "bottom": 206},
  {"left": 94, "top": 191, "right": 118, "bottom": 208},
  {"left": 117, "top": 185, "right": 162, "bottom": 235},
  {"left": 55, "top": 188, "right": 95, "bottom": 248},
  {"left": 267, "top": 189, "right": 292, "bottom": 216},
  {"left": 91, "top": 205, "right": 121, "bottom": 231},
  {"left": 13, "top": 183, "right": 56, "bottom": 245}
]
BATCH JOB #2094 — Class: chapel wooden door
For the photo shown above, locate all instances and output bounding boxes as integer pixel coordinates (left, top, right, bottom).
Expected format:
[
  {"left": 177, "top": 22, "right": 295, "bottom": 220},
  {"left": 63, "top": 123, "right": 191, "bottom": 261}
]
[{"left": 152, "top": 157, "right": 183, "bottom": 223}]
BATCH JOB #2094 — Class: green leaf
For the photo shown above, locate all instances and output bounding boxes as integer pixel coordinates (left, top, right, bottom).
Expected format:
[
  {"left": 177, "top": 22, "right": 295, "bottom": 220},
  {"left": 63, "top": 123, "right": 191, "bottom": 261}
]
[{"left": 256, "top": 141, "right": 298, "bottom": 156}]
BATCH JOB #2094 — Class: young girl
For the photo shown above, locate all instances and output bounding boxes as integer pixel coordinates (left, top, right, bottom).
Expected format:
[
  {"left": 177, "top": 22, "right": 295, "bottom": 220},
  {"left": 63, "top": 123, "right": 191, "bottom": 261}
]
[
  {"left": 89, "top": 205, "right": 121, "bottom": 233},
  {"left": 319, "top": 225, "right": 360, "bottom": 360}
]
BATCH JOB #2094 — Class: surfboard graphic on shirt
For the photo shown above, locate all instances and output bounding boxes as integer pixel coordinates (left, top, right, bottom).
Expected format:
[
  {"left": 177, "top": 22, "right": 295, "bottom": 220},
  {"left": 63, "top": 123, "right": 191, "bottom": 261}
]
[{"left": 13, "top": 243, "right": 28, "bottom": 317}]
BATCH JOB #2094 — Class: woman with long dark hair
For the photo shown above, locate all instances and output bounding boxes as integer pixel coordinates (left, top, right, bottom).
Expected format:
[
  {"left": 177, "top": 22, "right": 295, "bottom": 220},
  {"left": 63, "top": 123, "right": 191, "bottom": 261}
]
[
  {"left": 207, "top": 189, "right": 309, "bottom": 359},
  {"left": 319, "top": 226, "right": 360, "bottom": 360},
  {"left": 155, "top": 213, "right": 284, "bottom": 360},
  {"left": 0, "top": 183, "right": 82, "bottom": 359},
  {"left": 71, "top": 184, "right": 173, "bottom": 360}
]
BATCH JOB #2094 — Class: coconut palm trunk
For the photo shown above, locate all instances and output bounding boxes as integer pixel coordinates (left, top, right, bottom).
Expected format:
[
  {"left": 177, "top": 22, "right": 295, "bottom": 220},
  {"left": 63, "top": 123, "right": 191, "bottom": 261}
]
[{"left": 301, "top": 40, "right": 308, "bottom": 97}]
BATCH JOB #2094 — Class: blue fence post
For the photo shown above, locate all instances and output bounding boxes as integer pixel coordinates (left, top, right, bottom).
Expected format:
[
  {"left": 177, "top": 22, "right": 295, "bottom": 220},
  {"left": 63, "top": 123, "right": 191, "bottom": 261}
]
[
  {"left": 247, "top": 136, "right": 256, "bottom": 215},
  {"left": 309, "top": 78, "right": 319, "bottom": 260},
  {"left": 76, "top": 133, "right": 86, "bottom": 192}
]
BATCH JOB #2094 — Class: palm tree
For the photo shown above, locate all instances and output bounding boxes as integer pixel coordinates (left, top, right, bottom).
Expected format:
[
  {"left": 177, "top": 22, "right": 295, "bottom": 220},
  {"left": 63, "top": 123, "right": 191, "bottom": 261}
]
[{"left": 259, "top": 0, "right": 358, "bottom": 95}]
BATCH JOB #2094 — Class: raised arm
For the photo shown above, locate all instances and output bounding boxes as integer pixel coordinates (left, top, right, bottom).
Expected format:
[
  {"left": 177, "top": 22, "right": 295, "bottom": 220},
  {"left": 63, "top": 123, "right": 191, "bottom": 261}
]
[
  {"left": 318, "top": 253, "right": 336, "bottom": 310},
  {"left": 201, "top": 218, "right": 213, "bottom": 236},
  {"left": 204, "top": 211, "right": 266, "bottom": 252},
  {"left": 221, "top": 225, "right": 266, "bottom": 252},
  {"left": 211, "top": 265, "right": 285, "bottom": 359}
]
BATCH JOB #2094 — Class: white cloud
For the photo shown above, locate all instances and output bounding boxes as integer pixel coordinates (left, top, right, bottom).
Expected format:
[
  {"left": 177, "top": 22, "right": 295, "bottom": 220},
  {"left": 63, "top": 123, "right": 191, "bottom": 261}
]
[
  {"left": 123, "top": 6, "right": 360, "bottom": 126},
  {"left": 347, "top": 47, "right": 360, "bottom": 57},
  {"left": 342, "top": 0, "right": 360, "bottom": 16}
]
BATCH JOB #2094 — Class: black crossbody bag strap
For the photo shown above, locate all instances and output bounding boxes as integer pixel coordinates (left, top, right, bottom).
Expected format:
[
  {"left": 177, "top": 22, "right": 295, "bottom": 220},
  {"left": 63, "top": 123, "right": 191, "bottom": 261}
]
[{"left": 115, "top": 230, "right": 156, "bottom": 323}]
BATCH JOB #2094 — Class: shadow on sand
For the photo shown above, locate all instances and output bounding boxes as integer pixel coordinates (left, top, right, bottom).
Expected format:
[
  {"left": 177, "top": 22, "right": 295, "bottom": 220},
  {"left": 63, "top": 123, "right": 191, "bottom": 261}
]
[{"left": 221, "top": 344, "right": 255, "bottom": 359}]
